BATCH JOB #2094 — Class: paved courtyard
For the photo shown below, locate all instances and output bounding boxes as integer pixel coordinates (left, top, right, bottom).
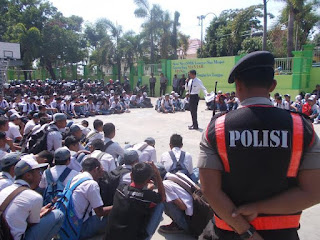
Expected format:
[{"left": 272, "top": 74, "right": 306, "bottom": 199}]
[{"left": 76, "top": 98, "right": 320, "bottom": 240}]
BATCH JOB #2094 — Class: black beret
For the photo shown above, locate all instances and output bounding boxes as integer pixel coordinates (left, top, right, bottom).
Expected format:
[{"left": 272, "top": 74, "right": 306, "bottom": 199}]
[{"left": 228, "top": 51, "right": 275, "bottom": 84}]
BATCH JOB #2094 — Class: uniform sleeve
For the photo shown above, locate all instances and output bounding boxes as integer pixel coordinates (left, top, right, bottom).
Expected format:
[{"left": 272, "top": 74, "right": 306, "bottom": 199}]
[
  {"left": 197, "top": 131, "right": 223, "bottom": 170},
  {"left": 198, "top": 79, "right": 208, "bottom": 95},
  {"left": 185, "top": 153, "right": 193, "bottom": 175},
  {"left": 27, "top": 194, "right": 43, "bottom": 224},
  {"left": 300, "top": 133, "right": 320, "bottom": 170},
  {"left": 38, "top": 172, "right": 47, "bottom": 189},
  {"left": 86, "top": 181, "right": 104, "bottom": 209},
  {"left": 11, "top": 125, "right": 22, "bottom": 139}
]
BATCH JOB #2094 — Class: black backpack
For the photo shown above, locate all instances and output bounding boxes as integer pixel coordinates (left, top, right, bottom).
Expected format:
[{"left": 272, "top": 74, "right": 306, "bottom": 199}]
[
  {"left": 0, "top": 186, "right": 28, "bottom": 240},
  {"left": 98, "top": 166, "right": 131, "bottom": 206},
  {"left": 25, "top": 124, "right": 58, "bottom": 154},
  {"left": 166, "top": 173, "right": 214, "bottom": 237}
]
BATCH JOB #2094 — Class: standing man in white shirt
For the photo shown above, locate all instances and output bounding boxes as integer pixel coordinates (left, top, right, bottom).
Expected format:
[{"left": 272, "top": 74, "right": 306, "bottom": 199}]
[{"left": 185, "top": 70, "right": 209, "bottom": 130}]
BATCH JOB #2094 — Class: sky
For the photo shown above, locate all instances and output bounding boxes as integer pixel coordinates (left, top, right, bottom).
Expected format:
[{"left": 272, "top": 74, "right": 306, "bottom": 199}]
[{"left": 50, "top": 0, "right": 286, "bottom": 39}]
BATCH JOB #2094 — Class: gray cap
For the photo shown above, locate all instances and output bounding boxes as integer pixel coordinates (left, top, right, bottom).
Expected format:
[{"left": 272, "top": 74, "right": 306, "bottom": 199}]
[
  {"left": 145, "top": 137, "right": 155, "bottom": 146},
  {"left": 9, "top": 113, "right": 22, "bottom": 121},
  {"left": 53, "top": 113, "right": 67, "bottom": 122},
  {"left": 54, "top": 147, "right": 71, "bottom": 162},
  {"left": 70, "top": 124, "right": 81, "bottom": 133},
  {"left": 123, "top": 149, "right": 139, "bottom": 165},
  {"left": 14, "top": 158, "right": 48, "bottom": 177},
  {"left": 0, "top": 152, "right": 21, "bottom": 168}
]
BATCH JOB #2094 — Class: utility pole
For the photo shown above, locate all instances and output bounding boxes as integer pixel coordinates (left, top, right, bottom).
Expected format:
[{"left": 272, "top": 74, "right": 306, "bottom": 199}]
[
  {"left": 263, "top": 0, "right": 267, "bottom": 51},
  {"left": 197, "top": 13, "right": 217, "bottom": 56}
]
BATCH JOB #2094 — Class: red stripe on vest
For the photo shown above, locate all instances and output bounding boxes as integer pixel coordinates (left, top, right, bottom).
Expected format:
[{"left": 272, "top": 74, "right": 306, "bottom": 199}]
[
  {"left": 287, "top": 113, "right": 304, "bottom": 177},
  {"left": 215, "top": 115, "right": 230, "bottom": 172},
  {"left": 214, "top": 214, "right": 301, "bottom": 231}
]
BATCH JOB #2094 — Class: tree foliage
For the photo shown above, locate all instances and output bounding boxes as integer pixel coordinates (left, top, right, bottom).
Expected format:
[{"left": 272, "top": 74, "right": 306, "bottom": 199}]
[{"left": 201, "top": 5, "right": 266, "bottom": 57}]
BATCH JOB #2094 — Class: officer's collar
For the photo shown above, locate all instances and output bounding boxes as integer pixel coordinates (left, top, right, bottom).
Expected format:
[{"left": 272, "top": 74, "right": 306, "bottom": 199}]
[{"left": 239, "top": 97, "right": 273, "bottom": 108}]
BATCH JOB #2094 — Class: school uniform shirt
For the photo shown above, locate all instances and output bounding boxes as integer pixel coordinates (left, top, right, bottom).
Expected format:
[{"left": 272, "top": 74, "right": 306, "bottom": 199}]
[
  {"left": 86, "top": 130, "right": 104, "bottom": 144},
  {"left": 46, "top": 124, "right": 63, "bottom": 152},
  {"left": 39, "top": 165, "right": 79, "bottom": 188},
  {"left": 85, "top": 150, "right": 116, "bottom": 172},
  {"left": 161, "top": 99, "right": 173, "bottom": 108},
  {"left": 104, "top": 137, "right": 124, "bottom": 160},
  {"left": 68, "top": 150, "right": 83, "bottom": 172},
  {"left": 6, "top": 122, "right": 22, "bottom": 140},
  {"left": 110, "top": 101, "right": 121, "bottom": 109},
  {"left": 160, "top": 147, "right": 193, "bottom": 175},
  {"left": 119, "top": 165, "right": 133, "bottom": 185},
  {"left": 23, "top": 103, "right": 38, "bottom": 113},
  {"left": 131, "top": 142, "right": 157, "bottom": 163},
  {"left": 0, "top": 180, "right": 43, "bottom": 240},
  {"left": 185, "top": 77, "right": 208, "bottom": 95},
  {"left": 69, "top": 171, "right": 104, "bottom": 221},
  {"left": 0, "top": 171, "right": 14, "bottom": 191},
  {"left": 0, "top": 99, "right": 9, "bottom": 109},
  {"left": 24, "top": 119, "right": 38, "bottom": 136},
  {"left": 163, "top": 173, "right": 194, "bottom": 216}
]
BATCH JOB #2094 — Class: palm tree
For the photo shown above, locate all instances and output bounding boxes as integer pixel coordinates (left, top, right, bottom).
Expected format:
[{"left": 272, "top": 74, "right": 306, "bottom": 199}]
[
  {"left": 171, "top": 11, "right": 181, "bottom": 59},
  {"left": 134, "top": 0, "right": 163, "bottom": 63}
]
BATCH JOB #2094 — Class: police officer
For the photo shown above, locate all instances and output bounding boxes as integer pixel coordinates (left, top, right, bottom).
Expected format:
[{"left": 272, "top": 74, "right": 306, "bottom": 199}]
[
  {"left": 198, "top": 51, "right": 320, "bottom": 240},
  {"left": 185, "top": 70, "right": 208, "bottom": 130}
]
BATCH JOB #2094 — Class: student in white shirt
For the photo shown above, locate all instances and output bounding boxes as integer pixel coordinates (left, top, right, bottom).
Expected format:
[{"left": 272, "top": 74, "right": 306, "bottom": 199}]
[
  {"left": 103, "top": 123, "right": 124, "bottom": 161},
  {"left": 6, "top": 114, "right": 23, "bottom": 142},
  {"left": 85, "top": 139, "right": 116, "bottom": 172},
  {"left": 85, "top": 119, "right": 104, "bottom": 148},
  {"left": 160, "top": 134, "right": 193, "bottom": 177},
  {"left": 0, "top": 152, "right": 20, "bottom": 191},
  {"left": 0, "top": 157, "right": 64, "bottom": 240},
  {"left": 70, "top": 157, "right": 112, "bottom": 239},
  {"left": 39, "top": 148, "right": 79, "bottom": 189},
  {"left": 24, "top": 113, "right": 40, "bottom": 136}
]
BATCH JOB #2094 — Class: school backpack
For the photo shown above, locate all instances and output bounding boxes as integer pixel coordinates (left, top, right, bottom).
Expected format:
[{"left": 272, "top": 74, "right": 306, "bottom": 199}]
[
  {"left": 42, "top": 167, "right": 72, "bottom": 206},
  {"left": 168, "top": 151, "right": 189, "bottom": 176},
  {"left": 0, "top": 186, "right": 28, "bottom": 240},
  {"left": 54, "top": 177, "right": 90, "bottom": 240},
  {"left": 24, "top": 124, "right": 58, "bottom": 154},
  {"left": 98, "top": 166, "right": 131, "bottom": 206},
  {"left": 166, "top": 173, "right": 214, "bottom": 237}
]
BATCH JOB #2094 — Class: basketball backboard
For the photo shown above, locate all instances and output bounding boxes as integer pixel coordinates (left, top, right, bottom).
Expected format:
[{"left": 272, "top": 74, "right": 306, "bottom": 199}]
[{"left": 0, "top": 42, "right": 21, "bottom": 60}]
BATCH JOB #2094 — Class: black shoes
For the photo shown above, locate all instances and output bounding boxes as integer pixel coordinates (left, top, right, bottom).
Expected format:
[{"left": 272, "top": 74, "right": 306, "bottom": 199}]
[{"left": 188, "top": 125, "right": 199, "bottom": 130}]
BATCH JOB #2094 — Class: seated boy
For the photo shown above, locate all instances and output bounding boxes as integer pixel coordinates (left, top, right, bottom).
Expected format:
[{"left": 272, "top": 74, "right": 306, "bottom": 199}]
[{"left": 105, "top": 162, "right": 166, "bottom": 240}]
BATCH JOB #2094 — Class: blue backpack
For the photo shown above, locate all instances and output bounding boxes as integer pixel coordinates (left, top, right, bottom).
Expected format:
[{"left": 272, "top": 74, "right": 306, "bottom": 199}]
[
  {"left": 54, "top": 177, "right": 90, "bottom": 240},
  {"left": 42, "top": 167, "right": 72, "bottom": 206}
]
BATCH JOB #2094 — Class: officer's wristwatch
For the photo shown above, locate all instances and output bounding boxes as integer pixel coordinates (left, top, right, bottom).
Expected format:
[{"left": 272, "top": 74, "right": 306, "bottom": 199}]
[{"left": 239, "top": 225, "right": 256, "bottom": 239}]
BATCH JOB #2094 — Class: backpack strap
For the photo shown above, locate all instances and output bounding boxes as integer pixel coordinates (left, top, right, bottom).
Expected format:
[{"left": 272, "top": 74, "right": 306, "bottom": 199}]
[
  {"left": 166, "top": 174, "right": 193, "bottom": 195},
  {"left": 69, "top": 177, "right": 91, "bottom": 193},
  {"left": 96, "top": 152, "right": 106, "bottom": 161},
  {"left": 179, "top": 151, "right": 186, "bottom": 164},
  {"left": 58, "top": 167, "right": 72, "bottom": 183},
  {"left": 137, "top": 143, "right": 149, "bottom": 152},
  {"left": 45, "top": 169, "right": 54, "bottom": 186},
  {"left": 0, "top": 186, "right": 28, "bottom": 214},
  {"left": 104, "top": 140, "right": 114, "bottom": 152}
]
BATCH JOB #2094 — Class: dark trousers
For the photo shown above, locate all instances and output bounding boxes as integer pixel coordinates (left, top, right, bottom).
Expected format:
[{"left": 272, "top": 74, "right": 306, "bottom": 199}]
[
  {"left": 150, "top": 83, "right": 155, "bottom": 97},
  {"left": 160, "top": 83, "right": 166, "bottom": 96},
  {"left": 214, "top": 226, "right": 300, "bottom": 240},
  {"left": 190, "top": 94, "right": 199, "bottom": 128}
]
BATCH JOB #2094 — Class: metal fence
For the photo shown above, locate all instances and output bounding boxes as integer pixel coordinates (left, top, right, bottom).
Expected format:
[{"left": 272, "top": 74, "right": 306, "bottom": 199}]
[
  {"left": 274, "top": 57, "right": 293, "bottom": 75},
  {"left": 314, "top": 47, "right": 320, "bottom": 63}
]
